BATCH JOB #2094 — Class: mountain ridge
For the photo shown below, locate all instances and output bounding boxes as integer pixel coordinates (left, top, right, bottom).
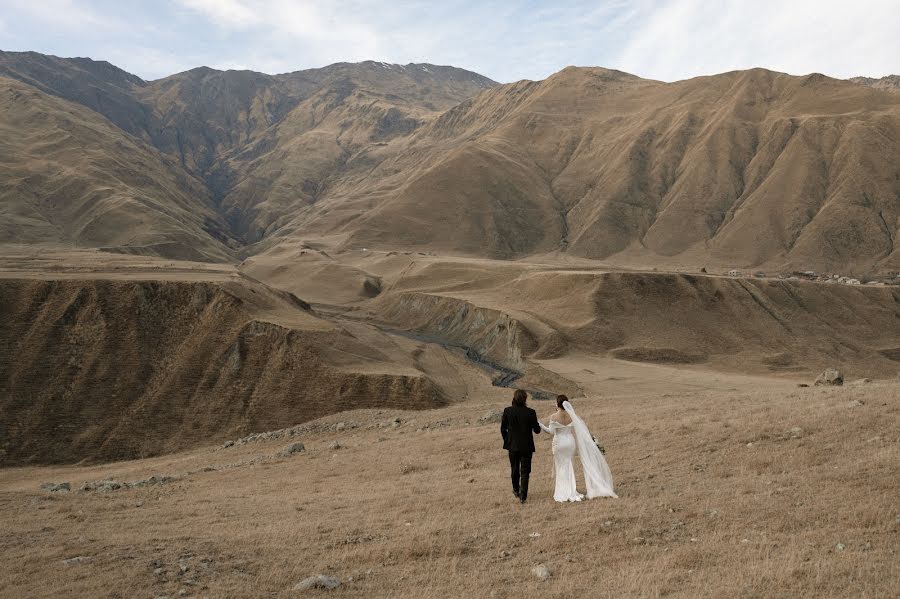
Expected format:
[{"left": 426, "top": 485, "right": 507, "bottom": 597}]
[{"left": 1, "top": 50, "right": 898, "bottom": 272}]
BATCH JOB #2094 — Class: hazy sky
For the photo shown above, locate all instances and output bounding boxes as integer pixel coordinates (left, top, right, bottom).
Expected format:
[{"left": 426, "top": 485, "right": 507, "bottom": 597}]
[{"left": 1, "top": 0, "right": 898, "bottom": 82}]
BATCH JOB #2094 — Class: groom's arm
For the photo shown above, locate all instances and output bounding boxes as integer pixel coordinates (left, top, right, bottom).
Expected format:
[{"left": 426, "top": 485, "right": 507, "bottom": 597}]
[
  {"left": 531, "top": 410, "right": 541, "bottom": 434},
  {"left": 500, "top": 409, "right": 509, "bottom": 442}
]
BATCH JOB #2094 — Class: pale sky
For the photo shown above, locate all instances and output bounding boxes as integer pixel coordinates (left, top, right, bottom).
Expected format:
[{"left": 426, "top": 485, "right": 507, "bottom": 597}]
[{"left": 1, "top": 0, "right": 898, "bottom": 82}]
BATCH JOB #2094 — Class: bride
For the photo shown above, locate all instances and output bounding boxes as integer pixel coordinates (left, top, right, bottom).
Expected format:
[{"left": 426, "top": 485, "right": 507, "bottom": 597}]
[{"left": 540, "top": 395, "right": 617, "bottom": 502}]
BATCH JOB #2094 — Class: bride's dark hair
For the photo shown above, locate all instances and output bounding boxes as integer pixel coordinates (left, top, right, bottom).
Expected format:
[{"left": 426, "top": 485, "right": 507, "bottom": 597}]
[
  {"left": 512, "top": 389, "right": 528, "bottom": 407},
  {"left": 556, "top": 394, "right": 569, "bottom": 409}
]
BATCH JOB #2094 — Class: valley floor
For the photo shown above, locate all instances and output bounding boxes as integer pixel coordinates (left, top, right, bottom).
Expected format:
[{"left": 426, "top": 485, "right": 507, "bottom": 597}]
[{"left": 2, "top": 373, "right": 898, "bottom": 598}]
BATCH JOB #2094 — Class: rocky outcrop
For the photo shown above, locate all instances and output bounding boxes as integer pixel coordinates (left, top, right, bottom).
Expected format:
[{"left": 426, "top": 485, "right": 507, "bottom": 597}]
[
  {"left": 375, "top": 292, "right": 538, "bottom": 371},
  {"left": 815, "top": 368, "right": 844, "bottom": 386}
]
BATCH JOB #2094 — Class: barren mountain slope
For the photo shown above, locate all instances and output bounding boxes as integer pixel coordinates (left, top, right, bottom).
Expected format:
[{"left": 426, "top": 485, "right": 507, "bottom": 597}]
[
  {"left": 0, "top": 77, "right": 236, "bottom": 261},
  {"left": 208, "top": 62, "right": 497, "bottom": 241},
  {"left": 0, "top": 50, "right": 152, "bottom": 139},
  {"left": 0, "top": 51, "right": 498, "bottom": 247},
  {"left": 850, "top": 74, "right": 900, "bottom": 92},
  {"left": 274, "top": 67, "right": 900, "bottom": 272},
  {"left": 0, "top": 272, "right": 464, "bottom": 465}
]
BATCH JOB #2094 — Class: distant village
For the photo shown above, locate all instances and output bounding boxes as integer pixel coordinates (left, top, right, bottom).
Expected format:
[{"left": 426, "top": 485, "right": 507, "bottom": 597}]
[{"left": 720, "top": 269, "right": 900, "bottom": 286}]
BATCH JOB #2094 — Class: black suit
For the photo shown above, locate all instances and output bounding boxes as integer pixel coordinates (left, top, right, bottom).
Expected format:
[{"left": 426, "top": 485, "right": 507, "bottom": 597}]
[{"left": 501, "top": 404, "right": 541, "bottom": 501}]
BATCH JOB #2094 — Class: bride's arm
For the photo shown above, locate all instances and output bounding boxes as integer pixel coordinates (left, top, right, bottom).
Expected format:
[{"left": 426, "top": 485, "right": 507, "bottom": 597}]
[{"left": 539, "top": 421, "right": 553, "bottom": 434}]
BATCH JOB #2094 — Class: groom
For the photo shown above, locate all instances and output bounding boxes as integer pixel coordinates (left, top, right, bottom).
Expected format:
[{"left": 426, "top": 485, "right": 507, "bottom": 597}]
[{"left": 500, "top": 389, "right": 541, "bottom": 503}]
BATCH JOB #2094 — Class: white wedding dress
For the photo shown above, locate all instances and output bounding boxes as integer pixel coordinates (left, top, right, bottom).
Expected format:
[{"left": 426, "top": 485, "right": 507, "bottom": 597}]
[{"left": 540, "top": 400, "right": 617, "bottom": 502}]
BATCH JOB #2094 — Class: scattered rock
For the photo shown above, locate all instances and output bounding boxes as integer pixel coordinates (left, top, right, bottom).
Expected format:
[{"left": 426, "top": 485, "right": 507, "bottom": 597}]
[
  {"left": 847, "top": 400, "right": 864, "bottom": 407},
  {"left": 478, "top": 410, "right": 503, "bottom": 425},
  {"left": 529, "top": 532, "right": 541, "bottom": 539},
  {"left": 80, "top": 479, "right": 123, "bottom": 492},
  {"left": 79, "top": 475, "right": 176, "bottom": 493},
  {"left": 328, "top": 441, "right": 343, "bottom": 451},
  {"left": 334, "top": 422, "right": 346, "bottom": 432},
  {"left": 499, "top": 550, "right": 511, "bottom": 559},
  {"left": 279, "top": 442, "right": 306, "bottom": 457},
  {"left": 789, "top": 427, "right": 803, "bottom": 439},
  {"left": 531, "top": 564, "right": 551, "bottom": 581},
  {"left": 131, "top": 475, "right": 175, "bottom": 488},
  {"left": 836, "top": 543, "right": 846, "bottom": 551},
  {"left": 62, "top": 556, "right": 92, "bottom": 565},
  {"left": 154, "top": 567, "right": 165, "bottom": 575},
  {"left": 814, "top": 368, "right": 843, "bottom": 386},
  {"left": 293, "top": 575, "right": 341, "bottom": 591},
  {"left": 797, "top": 383, "right": 809, "bottom": 388},
  {"left": 848, "top": 378, "right": 872, "bottom": 386},
  {"left": 40, "top": 482, "right": 70, "bottom": 493},
  {"left": 223, "top": 440, "right": 235, "bottom": 448}
]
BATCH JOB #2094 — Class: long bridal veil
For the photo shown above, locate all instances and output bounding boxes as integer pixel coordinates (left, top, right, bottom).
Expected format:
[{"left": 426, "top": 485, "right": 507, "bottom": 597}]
[{"left": 562, "top": 400, "right": 617, "bottom": 499}]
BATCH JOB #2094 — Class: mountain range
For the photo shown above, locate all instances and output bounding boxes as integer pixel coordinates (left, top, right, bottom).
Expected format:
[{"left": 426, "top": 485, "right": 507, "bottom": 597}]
[{"left": 1, "top": 50, "right": 898, "bottom": 273}]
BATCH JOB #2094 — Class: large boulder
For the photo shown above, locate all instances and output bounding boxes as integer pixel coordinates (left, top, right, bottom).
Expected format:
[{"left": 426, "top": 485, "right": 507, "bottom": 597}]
[{"left": 814, "top": 368, "right": 843, "bottom": 386}]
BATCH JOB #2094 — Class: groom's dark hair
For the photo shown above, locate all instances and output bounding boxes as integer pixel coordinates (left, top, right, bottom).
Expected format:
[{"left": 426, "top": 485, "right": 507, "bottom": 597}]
[
  {"left": 556, "top": 394, "right": 569, "bottom": 409},
  {"left": 512, "top": 389, "right": 528, "bottom": 407}
]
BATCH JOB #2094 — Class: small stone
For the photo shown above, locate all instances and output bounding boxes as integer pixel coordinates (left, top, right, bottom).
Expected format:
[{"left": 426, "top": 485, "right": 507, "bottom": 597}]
[
  {"left": 62, "top": 556, "right": 92, "bottom": 565},
  {"left": 179, "top": 591, "right": 187, "bottom": 597},
  {"left": 154, "top": 567, "right": 165, "bottom": 575},
  {"left": 529, "top": 532, "right": 541, "bottom": 538},
  {"left": 746, "top": 442, "right": 753, "bottom": 448},
  {"left": 836, "top": 543, "right": 846, "bottom": 551},
  {"left": 179, "top": 563, "right": 189, "bottom": 574},
  {"left": 531, "top": 564, "right": 551, "bottom": 581},
  {"left": 499, "top": 550, "right": 511, "bottom": 559},
  {"left": 328, "top": 441, "right": 342, "bottom": 450},
  {"left": 790, "top": 427, "right": 803, "bottom": 439},
  {"left": 223, "top": 440, "right": 235, "bottom": 448},
  {"left": 334, "top": 422, "right": 346, "bottom": 432},
  {"left": 847, "top": 400, "right": 864, "bottom": 407},
  {"left": 293, "top": 574, "right": 341, "bottom": 591}
]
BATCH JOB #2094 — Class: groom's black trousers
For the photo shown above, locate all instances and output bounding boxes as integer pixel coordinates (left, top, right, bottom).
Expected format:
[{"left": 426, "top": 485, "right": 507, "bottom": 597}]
[{"left": 508, "top": 451, "right": 533, "bottom": 500}]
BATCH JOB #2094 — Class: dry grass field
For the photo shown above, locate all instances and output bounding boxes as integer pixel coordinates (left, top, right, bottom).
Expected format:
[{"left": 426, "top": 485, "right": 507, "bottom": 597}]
[{"left": 2, "top": 369, "right": 897, "bottom": 598}]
